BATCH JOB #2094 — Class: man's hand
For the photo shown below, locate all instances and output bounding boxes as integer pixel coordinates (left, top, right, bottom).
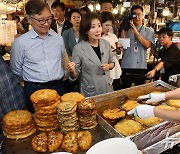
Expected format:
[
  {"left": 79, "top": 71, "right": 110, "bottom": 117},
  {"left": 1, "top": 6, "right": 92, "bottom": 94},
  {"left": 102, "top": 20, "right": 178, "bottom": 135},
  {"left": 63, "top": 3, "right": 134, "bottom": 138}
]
[
  {"left": 138, "top": 93, "right": 165, "bottom": 104},
  {"left": 130, "top": 20, "right": 138, "bottom": 35},
  {"left": 127, "top": 105, "right": 155, "bottom": 119}
]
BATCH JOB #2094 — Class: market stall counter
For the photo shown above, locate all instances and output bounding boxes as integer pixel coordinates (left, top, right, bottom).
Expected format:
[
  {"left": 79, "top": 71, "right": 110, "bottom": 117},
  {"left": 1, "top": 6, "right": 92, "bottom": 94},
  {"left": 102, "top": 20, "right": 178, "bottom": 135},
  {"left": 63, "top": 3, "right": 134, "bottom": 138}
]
[{"left": 2, "top": 80, "right": 180, "bottom": 154}]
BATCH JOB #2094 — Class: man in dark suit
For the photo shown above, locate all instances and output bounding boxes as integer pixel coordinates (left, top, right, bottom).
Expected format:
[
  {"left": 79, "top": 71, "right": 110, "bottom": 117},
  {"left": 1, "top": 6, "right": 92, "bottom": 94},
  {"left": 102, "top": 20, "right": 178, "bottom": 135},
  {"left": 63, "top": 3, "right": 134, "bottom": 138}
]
[{"left": 50, "top": 1, "right": 70, "bottom": 35}]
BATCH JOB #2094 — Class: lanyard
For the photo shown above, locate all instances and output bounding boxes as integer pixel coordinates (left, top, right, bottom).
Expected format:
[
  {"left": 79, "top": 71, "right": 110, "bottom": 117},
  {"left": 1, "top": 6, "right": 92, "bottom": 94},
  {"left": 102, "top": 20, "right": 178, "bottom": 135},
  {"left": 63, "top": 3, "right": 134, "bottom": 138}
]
[{"left": 134, "top": 26, "right": 142, "bottom": 44}]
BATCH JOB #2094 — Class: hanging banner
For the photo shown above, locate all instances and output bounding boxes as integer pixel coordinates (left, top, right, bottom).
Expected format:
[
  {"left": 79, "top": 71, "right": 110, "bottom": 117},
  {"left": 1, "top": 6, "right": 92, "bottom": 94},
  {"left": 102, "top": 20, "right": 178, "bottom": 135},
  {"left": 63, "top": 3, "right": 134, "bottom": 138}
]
[{"left": 0, "top": 20, "right": 17, "bottom": 46}]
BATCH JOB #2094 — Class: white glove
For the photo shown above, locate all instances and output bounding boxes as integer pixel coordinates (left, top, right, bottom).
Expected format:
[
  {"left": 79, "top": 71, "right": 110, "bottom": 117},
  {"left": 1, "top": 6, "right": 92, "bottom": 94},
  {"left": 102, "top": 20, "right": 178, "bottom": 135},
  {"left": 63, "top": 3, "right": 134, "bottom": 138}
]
[
  {"left": 127, "top": 105, "right": 155, "bottom": 119},
  {"left": 138, "top": 93, "right": 165, "bottom": 104}
]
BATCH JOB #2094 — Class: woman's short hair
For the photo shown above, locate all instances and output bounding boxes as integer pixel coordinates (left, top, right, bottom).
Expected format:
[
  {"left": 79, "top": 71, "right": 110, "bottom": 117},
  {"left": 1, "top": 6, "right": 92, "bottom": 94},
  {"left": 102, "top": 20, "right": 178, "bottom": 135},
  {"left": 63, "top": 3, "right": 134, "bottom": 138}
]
[
  {"left": 25, "top": 0, "right": 50, "bottom": 16},
  {"left": 100, "top": 11, "right": 114, "bottom": 24},
  {"left": 80, "top": 12, "right": 101, "bottom": 41}
]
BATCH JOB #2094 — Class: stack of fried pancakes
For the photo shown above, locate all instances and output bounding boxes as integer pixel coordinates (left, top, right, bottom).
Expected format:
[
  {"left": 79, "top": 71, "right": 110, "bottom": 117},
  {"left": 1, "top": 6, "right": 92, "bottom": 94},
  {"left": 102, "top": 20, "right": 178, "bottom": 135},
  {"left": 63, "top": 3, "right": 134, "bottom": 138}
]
[
  {"left": 30, "top": 89, "right": 60, "bottom": 131},
  {"left": 56, "top": 101, "right": 79, "bottom": 133},
  {"left": 3, "top": 110, "right": 36, "bottom": 139},
  {"left": 77, "top": 99, "right": 98, "bottom": 129},
  {"left": 61, "top": 92, "right": 85, "bottom": 103}
]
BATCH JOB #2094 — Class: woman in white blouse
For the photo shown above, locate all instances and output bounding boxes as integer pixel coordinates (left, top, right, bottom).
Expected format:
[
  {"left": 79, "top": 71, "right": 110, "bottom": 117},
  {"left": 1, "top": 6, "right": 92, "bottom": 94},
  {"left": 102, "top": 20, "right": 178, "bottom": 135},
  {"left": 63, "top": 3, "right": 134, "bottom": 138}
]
[{"left": 101, "top": 11, "right": 122, "bottom": 91}]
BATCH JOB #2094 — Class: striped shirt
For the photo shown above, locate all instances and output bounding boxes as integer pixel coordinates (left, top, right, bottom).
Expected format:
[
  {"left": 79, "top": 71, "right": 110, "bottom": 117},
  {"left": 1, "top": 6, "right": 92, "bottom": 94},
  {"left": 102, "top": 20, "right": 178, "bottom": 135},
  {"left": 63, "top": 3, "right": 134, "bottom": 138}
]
[
  {"left": 10, "top": 28, "right": 65, "bottom": 83},
  {"left": 0, "top": 53, "right": 25, "bottom": 119}
]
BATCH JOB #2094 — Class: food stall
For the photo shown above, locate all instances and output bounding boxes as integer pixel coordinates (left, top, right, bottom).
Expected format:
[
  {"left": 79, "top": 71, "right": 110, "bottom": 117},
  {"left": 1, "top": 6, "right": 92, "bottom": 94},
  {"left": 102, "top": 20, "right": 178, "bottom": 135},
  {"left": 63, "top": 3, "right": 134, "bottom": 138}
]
[{"left": 2, "top": 80, "right": 180, "bottom": 154}]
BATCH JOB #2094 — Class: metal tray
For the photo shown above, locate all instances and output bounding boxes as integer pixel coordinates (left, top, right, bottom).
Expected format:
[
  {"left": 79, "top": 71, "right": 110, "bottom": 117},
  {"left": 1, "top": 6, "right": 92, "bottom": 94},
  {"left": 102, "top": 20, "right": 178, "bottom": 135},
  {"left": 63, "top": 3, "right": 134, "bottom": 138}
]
[
  {"left": 89, "top": 80, "right": 180, "bottom": 153},
  {"left": 4, "top": 125, "right": 111, "bottom": 154}
]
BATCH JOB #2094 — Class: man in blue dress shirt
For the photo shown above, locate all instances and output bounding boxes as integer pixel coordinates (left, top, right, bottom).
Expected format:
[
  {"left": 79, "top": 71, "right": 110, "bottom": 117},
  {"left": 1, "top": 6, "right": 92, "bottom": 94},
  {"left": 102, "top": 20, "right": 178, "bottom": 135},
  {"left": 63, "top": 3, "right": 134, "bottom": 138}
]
[{"left": 10, "top": 0, "right": 67, "bottom": 113}]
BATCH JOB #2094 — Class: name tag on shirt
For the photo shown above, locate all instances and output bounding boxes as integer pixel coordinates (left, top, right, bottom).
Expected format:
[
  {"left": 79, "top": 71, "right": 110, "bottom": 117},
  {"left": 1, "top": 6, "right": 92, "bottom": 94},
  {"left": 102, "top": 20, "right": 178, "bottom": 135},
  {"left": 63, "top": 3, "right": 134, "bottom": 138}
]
[{"left": 134, "top": 46, "right": 138, "bottom": 52}]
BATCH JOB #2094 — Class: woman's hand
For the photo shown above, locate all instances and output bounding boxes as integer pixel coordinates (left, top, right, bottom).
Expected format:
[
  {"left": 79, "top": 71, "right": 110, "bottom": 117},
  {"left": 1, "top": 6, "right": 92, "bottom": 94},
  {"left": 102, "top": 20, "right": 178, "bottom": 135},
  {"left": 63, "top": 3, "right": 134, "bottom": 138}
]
[
  {"left": 66, "top": 61, "right": 77, "bottom": 78},
  {"left": 66, "top": 61, "right": 76, "bottom": 73},
  {"left": 101, "top": 64, "right": 110, "bottom": 71},
  {"left": 146, "top": 70, "right": 156, "bottom": 78}
]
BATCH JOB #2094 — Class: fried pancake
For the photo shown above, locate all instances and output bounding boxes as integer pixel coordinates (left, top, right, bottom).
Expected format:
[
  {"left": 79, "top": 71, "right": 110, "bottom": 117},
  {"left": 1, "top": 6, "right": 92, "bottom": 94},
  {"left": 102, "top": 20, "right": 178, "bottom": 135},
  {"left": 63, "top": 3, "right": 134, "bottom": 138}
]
[
  {"left": 77, "top": 131, "right": 92, "bottom": 151},
  {"left": 3, "top": 120, "right": 34, "bottom": 130},
  {"left": 31, "top": 89, "right": 60, "bottom": 105},
  {"left": 61, "top": 132, "right": 78, "bottom": 153},
  {"left": 4, "top": 125, "right": 35, "bottom": 135},
  {"left": 77, "top": 99, "right": 96, "bottom": 110},
  {"left": 79, "top": 119, "right": 97, "bottom": 126},
  {"left": 61, "top": 92, "right": 85, "bottom": 103},
  {"left": 103, "top": 108, "right": 126, "bottom": 120},
  {"left": 34, "top": 118, "right": 58, "bottom": 127},
  {"left": 36, "top": 99, "right": 60, "bottom": 110},
  {"left": 35, "top": 108, "right": 57, "bottom": 115},
  {"left": 114, "top": 119, "right": 142, "bottom": 136},
  {"left": 32, "top": 132, "right": 48, "bottom": 152},
  {"left": 168, "top": 100, "right": 180, "bottom": 108},
  {"left": 3, "top": 110, "right": 32, "bottom": 126},
  {"left": 58, "top": 113, "right": 78, "bottom": 122},
  {"left": 60, "top": 124, "right": 79, "bottom": 134},
  {"left": 80, "top": 121, "right": 98, "bottom": 130},
  {"left": 121, "top": 100, "right": 139, "bottom": 111},
  {"left": 78, "top": 109, "right": 97, "bottom": 117},
  {"left": 61, "top": 120, "right": 78, "bottom": 127},
  {"left": 4, "top": 123, "right": 34, "bottom": 133},
  {"left": 135, "top": 116, "right": 162, "bottom": 127},
  {"left": 37, "top": 124, "right": 59, "bottom": 132},
  {"left": 56, "top": 101, "right": 77, "bottom": 114},
  {"left": 35, "top": 114, "right": 57, "bottom": 121},
  {"left": 79, "top": 114, "right": 96, "bottom": 122},
  {"left": 48, "top": 131, "right": 63, "bottom": 152},
  {"left": 34, "top": 100, "right": 61, "bottom": 110},
  {"left": 157, "top": 105, "right": 176, "bottom": 110},
  {"left": 4, "top": 127, "right": 36, "bottom": 140}
]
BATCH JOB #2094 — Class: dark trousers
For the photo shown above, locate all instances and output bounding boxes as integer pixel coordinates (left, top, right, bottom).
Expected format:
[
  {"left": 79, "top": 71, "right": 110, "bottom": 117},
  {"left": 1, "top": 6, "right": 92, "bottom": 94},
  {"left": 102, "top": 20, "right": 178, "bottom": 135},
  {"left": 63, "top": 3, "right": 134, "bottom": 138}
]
[
  {"left": 24, "top": 78, "right": 64, "bottom": 113},
  {"left": 112, "top": 78, "right": 122, "bottom": 91},
  {"left": 64, "top": 79, "right": 79, "bottom": 93},
  {"left": 121, "top": 69, "right": 147, "bottom": 89}
]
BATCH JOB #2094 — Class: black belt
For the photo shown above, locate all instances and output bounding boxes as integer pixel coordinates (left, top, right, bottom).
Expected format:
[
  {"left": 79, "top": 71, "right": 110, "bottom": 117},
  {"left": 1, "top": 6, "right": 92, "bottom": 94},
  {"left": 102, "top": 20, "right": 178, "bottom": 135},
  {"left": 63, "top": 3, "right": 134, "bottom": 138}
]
[{"left": 25, "top": 78, "right": 63, "bottom": 86}]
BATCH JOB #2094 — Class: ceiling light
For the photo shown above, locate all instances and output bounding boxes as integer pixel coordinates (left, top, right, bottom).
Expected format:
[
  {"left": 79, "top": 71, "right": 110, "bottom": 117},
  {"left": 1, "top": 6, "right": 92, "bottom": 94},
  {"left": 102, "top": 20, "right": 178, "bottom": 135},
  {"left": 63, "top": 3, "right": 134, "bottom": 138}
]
[
  {"left": 113, "top": 8, "right": 118, "bottom": 14},
  {"left": 88, "top": 3, "right": 94, "bottom": 12},
  {"left": 162, "top": 7, "right": 170, "bottom": 16},
  {"left": 95, "top": 3, "right": 100, "bottom": 11}
]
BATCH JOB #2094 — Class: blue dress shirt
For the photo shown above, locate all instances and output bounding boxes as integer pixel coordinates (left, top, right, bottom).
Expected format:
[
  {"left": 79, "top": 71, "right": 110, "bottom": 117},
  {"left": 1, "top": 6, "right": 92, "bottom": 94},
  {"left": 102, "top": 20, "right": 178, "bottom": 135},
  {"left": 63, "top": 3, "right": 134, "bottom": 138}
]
[{"left": 10, "top": 28, "right": 65, "bottom": 83}]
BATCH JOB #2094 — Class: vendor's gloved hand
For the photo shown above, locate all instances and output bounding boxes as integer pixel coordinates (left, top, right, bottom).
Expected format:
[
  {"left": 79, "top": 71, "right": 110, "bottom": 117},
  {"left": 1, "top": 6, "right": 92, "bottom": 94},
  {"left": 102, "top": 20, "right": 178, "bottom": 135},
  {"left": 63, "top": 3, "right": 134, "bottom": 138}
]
[
  {"left": 127, "top": 105, "right": 155, "bottom": 119},
  {"left": 138, "top": 93, "right": 165, "bottom": 104}
]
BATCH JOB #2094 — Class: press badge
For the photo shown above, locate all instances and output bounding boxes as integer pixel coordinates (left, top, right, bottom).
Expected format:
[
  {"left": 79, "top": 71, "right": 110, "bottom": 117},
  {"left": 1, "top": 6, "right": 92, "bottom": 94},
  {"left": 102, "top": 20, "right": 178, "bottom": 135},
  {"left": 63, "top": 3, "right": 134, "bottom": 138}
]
[{"left": 134, "top": 46, "right": 138, "bottom": 52}]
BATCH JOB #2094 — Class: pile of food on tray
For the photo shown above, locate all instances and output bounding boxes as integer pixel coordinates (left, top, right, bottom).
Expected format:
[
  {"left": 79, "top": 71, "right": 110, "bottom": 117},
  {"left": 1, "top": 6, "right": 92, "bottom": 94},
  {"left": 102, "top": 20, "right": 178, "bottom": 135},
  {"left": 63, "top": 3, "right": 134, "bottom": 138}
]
[
  {"left": 2, "top": 110, "right": 36, "bottom": 140},
  {"left": 99, "top": 91, "right": 180, "bottom": 137},
  {"left": 2, "top": 89, "right": 97, "bottom": 153}
]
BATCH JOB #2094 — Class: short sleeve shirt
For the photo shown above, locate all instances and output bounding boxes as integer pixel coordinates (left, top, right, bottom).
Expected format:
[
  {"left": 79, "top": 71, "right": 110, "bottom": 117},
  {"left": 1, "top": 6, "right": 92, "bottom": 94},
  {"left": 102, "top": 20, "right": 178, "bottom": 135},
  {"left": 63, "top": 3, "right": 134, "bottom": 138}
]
[
  {"left": 161, "top": 43, "right": 180, "bottom": 81},
  {"left": 121, "top": 26, "right": 155, "bottom": 69}
]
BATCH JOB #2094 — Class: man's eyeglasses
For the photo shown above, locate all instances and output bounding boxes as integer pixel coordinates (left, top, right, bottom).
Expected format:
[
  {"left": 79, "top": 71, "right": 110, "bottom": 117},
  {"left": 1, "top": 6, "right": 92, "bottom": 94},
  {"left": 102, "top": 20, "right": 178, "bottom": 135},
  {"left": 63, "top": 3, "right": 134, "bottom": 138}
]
[{"left": 31, "top": 16, "right": 53, "bottom": 25}]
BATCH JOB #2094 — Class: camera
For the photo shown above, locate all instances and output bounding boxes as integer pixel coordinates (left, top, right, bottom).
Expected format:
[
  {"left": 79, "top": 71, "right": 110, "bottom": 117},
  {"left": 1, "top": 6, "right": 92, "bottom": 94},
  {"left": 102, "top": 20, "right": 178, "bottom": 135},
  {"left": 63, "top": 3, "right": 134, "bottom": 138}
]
[{"left": 120, "top": 11, "right": 137, "bottom": 31}]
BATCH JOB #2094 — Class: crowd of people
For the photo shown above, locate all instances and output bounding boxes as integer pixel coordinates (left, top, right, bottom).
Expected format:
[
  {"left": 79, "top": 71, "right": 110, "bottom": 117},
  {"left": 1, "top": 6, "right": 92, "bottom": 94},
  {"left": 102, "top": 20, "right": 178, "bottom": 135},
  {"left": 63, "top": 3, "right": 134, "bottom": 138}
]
[{"left": 0, "top": 0, "right": 180, "bottom": 120}]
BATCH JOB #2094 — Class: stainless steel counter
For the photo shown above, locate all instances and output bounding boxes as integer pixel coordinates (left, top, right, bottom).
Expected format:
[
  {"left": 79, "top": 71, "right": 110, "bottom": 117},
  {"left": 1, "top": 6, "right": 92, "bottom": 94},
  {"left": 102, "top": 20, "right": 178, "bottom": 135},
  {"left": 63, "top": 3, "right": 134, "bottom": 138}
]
[
  {"left": 4, "top": 124, "right": 111, "bottom": 154},
  {"left": 3, "top": 80, "right": 180, "bottom": 154}
]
